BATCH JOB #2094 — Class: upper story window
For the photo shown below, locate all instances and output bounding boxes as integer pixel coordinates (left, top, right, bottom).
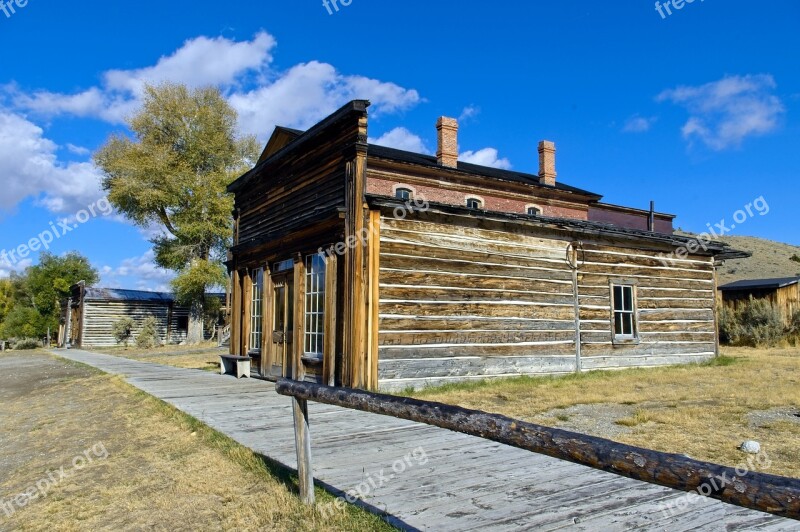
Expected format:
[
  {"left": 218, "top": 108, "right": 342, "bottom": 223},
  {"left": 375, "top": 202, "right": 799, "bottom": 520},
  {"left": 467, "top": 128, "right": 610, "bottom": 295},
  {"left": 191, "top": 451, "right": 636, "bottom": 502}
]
[
  {"left": 466, "top": 197, "right": 483, "bottom": 210},
  {"left": 527, "top": 206, "right": 542, "bottom": 216},
  {"left": 611, "top": 283, "right": 638, "bottom": 344},
  {"left": 395, "top": 188, "right": 413, "bottom": 201}
]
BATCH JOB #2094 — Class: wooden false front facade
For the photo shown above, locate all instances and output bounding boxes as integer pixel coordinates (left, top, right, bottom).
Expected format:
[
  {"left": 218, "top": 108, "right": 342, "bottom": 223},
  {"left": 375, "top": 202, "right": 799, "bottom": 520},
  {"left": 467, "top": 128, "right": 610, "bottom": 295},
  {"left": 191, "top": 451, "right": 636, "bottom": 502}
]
[{"left": 227, "top": 100, "right": 744, "bottom": 390}]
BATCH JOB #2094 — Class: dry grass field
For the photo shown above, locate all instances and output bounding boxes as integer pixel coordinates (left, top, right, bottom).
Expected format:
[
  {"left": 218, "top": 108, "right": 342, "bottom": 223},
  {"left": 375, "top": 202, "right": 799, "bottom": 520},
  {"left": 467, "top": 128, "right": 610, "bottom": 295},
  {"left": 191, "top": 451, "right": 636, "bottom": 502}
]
[
  {"left": 410, "top": 347, "right": 800, "bottom": 479},
  {"left": 91, "top": 342, "right": 223, "bottom": 372},
  {"left": 0, "top": 352, "right": 393, "bottom": 532}
]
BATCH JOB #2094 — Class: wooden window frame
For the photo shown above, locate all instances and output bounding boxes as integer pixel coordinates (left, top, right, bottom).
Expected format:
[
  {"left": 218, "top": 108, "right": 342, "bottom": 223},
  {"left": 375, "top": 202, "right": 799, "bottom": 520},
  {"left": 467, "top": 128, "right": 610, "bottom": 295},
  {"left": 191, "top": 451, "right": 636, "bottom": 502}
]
[
  {"left": 249, "top": 267, "right": 265, "bottom": 355},
  {"left": 465, "top": 196, "right": 484, "bottom": 210},
  {"left": 525, "top": 204, "right": 543, "bottom": 216},
  {"left": 394, "top": 187, "right": 413, "bottom": 201},
  {"left": 609, "top": 279, "right": 640, "bottom": 346},
  {"left": 304, "top": 254, "right": 326, "bottom": 357}
]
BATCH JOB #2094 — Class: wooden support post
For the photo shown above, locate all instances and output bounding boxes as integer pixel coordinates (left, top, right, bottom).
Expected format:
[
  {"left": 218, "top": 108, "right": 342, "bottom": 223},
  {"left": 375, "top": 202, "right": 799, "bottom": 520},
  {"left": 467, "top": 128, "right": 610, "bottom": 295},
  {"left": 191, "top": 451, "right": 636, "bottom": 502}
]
[
  {"left": 568, "top": 242, "right": 582, "bottom": 373},
  {"left": 366, "top": 209, "right": 381, "bottom": 390},
  {"left": 712, "top": 259, "right": 721, "bottom": 357},
  {"left": 291, "top": 396, "right": 315, "bottom": 505}
]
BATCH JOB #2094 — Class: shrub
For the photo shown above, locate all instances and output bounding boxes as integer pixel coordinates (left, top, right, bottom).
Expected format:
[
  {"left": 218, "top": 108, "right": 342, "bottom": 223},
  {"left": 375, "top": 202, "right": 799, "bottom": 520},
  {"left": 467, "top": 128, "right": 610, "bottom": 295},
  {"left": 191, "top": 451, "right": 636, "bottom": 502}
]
[
  {"left": 136, "top": 317, "right": 160, "bottom": 349},
  {"left": 12, "top": 337, "right": 42, "bottom": 350},
  {"left": 721, "top": 297, "right": 785, "bottom": 347},
  {"left": 718, "top": 305, "right": 740, "bottom": 345},
  {"left": 787, "top": 310, "right": 800, "bottom": 344},
  {"left": 112, "top": 318, "right": 135, "bottom": 347}
]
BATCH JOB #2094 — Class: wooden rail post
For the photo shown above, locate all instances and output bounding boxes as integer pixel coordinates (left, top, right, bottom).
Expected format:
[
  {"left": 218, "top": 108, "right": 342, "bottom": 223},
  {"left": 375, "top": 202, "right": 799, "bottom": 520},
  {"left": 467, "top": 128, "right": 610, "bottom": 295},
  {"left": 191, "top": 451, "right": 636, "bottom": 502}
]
[
  {"left": 276, "top": 379, "right": 800, "bottom": 520},
  {"left": 291, "top": 395, "right": 315, "bottom": 505}
]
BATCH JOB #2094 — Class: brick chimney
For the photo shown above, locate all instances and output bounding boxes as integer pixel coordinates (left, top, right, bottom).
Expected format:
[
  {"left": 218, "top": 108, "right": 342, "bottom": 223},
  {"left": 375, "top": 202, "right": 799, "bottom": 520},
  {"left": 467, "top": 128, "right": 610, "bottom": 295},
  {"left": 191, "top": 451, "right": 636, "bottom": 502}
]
[
  {"left": 538, "top": 140, "right": 557, "bottom": 186},
  {"left": 436, "top": 117, "right": 459, "bottom": 168}
]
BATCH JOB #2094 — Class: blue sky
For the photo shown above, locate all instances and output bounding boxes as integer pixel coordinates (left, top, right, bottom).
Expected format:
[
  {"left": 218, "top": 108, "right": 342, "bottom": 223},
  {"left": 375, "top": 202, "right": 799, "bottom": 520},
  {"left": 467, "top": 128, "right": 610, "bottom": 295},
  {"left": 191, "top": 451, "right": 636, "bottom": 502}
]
[{"left": 1, "top": 1, "right": 798, "bottom": 290}]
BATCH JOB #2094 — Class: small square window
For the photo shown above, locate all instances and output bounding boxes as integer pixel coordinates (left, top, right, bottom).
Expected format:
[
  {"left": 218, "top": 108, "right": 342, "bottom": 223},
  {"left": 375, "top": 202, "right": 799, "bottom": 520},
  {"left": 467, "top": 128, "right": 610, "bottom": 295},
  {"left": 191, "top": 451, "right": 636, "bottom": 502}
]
[
  {"left": 395, "top": 188, "right": 412, "bottom": 200},
  {"left": 611, "top": 283, "right": 638, "bottom": 343},
  {"left": 466, "top": 198, "right": 482, "bottom": 209},
  {"left": 527, "top": 206, "right": 541, "bottom": 216}
]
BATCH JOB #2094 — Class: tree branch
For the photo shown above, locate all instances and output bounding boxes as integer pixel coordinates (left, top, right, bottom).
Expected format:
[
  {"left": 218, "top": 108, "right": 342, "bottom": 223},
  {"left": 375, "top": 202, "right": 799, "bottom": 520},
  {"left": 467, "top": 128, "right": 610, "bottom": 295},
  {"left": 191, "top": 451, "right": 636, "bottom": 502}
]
[{"left": 158, "top": 207, "right": 178, "bottom": 237}]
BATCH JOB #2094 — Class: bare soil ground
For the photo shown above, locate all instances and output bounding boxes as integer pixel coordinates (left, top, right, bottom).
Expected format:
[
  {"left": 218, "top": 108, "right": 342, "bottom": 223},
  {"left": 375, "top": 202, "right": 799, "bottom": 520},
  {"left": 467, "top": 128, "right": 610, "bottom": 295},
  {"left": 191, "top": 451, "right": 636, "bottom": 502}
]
[
  {"left": 411, "top": 346, "right": 800, "bottom": 479},
  {"left": 0, "top": 351, "right": 392, "bottom": 531}
]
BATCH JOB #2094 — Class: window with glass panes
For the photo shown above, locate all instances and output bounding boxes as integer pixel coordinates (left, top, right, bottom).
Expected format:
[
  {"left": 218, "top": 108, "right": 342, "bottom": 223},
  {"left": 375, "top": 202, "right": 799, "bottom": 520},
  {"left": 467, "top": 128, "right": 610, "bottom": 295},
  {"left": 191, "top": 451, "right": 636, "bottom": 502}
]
[
  {"left": 304, "top": 255, "right": 326, "bottom": 355},
  {"left": 250, "top": 268, "right": 264, "bottom": 351},
  {"left": 611, "top": 284, "right": 637, "bottom": 340}
]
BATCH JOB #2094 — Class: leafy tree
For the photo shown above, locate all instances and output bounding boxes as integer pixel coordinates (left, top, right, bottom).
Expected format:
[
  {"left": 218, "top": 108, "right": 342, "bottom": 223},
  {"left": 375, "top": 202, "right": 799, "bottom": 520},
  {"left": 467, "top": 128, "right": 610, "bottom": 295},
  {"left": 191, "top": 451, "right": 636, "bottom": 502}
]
[
  {"left": 0, "top": 306, "right": 47, "bottom": 339},
  {"left": 0, "top": 252, "right": 98, "bottom": 340},
  {"left": 95, "top": 83, "right": 258, "bottom": 343},
  {"left": 0, "top": 279, "right": 13, "bottom": 324}
]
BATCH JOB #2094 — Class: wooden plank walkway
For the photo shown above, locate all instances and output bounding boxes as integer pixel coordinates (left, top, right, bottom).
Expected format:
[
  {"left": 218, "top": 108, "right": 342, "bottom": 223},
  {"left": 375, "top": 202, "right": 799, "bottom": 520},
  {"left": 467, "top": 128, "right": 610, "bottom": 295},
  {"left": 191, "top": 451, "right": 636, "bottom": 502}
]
[{"left": 52, "top": 349, "right": 798, "bottom": 532}]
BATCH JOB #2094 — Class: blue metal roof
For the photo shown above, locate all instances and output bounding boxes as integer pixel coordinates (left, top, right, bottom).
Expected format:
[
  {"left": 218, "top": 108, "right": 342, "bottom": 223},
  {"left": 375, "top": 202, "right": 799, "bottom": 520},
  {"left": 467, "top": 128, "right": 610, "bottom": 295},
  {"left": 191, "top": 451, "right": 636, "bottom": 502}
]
[
  {"left": 82, "top": 287, "right": 225, "bottom": 302},
  {"left": 718, "top": 277, "right": 800, "bottom": 291}
]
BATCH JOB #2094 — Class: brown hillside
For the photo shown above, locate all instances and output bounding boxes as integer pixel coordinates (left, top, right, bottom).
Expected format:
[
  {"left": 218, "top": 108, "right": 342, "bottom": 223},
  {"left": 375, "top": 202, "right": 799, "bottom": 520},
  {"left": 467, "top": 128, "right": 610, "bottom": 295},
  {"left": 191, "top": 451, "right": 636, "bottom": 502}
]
[{"left": 677, "top": 233, "right": 800, "bottom": 285}]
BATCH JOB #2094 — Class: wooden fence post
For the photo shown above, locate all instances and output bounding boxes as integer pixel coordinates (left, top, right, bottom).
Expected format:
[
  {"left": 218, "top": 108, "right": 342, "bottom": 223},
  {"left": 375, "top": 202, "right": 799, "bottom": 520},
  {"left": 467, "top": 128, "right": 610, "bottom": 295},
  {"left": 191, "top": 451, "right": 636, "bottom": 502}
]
[{"left": 291, "top": 395, "right": 315, "bottom": 505}]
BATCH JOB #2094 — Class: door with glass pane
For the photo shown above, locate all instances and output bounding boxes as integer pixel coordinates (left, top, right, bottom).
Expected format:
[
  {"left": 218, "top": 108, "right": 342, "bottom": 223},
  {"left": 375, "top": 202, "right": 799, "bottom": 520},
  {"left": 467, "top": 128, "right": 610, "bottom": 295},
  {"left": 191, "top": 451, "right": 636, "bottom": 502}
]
[{"left": 269, "top": 271, "right": 293, "bottom": 379}]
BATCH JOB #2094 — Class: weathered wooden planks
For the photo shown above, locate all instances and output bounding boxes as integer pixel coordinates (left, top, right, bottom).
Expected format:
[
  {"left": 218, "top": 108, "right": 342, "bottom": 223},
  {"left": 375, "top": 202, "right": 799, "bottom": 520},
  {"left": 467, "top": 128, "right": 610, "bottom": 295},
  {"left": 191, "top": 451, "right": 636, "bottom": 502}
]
[
  {"left": 53, "top": 349, "right": 795, "bottom": 531},
  {"left": 377, "top": 215, "right": 720, "bottom": 388}
]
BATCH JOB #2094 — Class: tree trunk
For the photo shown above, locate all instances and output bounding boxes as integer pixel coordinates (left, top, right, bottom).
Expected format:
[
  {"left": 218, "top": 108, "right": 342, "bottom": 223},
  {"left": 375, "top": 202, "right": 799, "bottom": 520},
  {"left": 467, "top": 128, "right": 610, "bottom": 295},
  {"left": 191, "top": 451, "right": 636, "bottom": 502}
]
[{"left": 187, "top": 298, "right": 205, "bottom": 344}]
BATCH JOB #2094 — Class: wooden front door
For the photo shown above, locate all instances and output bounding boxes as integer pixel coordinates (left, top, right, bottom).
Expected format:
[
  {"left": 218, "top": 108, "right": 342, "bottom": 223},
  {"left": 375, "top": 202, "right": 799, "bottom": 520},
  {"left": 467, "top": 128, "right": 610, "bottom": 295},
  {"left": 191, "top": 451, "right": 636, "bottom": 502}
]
[{"left": 268, "top": 272, "right": 294, "bottom": 380}]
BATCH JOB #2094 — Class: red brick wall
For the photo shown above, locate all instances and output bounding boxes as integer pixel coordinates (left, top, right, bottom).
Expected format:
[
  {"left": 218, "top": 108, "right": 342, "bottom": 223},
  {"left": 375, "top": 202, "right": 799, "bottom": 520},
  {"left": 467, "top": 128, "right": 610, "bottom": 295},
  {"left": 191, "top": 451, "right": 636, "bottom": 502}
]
[
  {"left": 367, "top": 177, "right": 588, "bottom": 220},
  {"left": 588, "top": 205, "right": 673, "bottom": 234}
]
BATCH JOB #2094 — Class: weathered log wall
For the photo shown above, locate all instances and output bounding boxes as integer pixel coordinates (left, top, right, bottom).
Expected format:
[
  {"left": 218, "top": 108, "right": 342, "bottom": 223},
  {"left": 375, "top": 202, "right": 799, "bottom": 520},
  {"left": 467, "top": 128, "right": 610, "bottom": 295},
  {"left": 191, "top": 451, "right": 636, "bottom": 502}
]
[
  {"left": 80, "top": 301, "right": 170, "bottom": 348},
  {"left": 376, "top": 215, "right": 717, "bottom": 390}
]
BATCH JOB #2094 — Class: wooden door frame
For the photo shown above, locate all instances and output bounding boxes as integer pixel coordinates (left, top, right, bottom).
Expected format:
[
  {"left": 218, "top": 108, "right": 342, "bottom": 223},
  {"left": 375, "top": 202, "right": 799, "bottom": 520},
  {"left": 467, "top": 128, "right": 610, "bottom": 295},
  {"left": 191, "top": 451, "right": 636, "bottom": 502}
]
[{"left": 267, "top": 268, "right": 294, "bottom": 380}]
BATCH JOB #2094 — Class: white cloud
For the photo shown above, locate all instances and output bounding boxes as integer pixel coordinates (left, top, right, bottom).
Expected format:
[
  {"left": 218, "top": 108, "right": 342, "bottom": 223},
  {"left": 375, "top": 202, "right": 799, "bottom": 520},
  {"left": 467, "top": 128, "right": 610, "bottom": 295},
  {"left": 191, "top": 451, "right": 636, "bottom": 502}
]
[
  {"left": 99, "top": 249, "right": 174, "bottom": 292},
  {"left": 65, "top": 143, "right": 91, "bottom": 156},
  {"left": 370, "top": 127, "right": 431, "bottom": 154},
  {"left": 230, "top": 61, "right": 420, "bottom": 138},
  {"left": 0, "top": 110, "right": 104, "bottom": 214},
  {"left": 459, "top": 105, "right": 480, "bottom": 122},
  {"left": 622, "top": 115, "right": 657, "bottom": 133},
  {"left": 657, "top": 74, "right": 785, "bottom": 150},
  {"left": 459, "top": 148, "right": 512, "bottom": 170},
  {"left": 12, "top": 33, "right": 277, "bottom": 124},
  {"left": 9, "top": 31, "right": 421, "bottom": 140},
  {"left": 1, "top": 31, "right": 422, "bottom": 215},
  {"left": 0, "top": 257, "right": 31, "bottom": 279}
]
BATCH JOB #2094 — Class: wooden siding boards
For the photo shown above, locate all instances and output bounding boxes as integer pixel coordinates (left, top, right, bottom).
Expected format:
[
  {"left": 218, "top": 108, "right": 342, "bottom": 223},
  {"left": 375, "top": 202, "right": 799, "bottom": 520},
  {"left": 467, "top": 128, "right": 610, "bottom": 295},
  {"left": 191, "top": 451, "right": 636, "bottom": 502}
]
[
  {"left": 227, "top": 101, "right": 371, "bottom": 386},
  {"left": 226, "top": 101, "right": 741, "bottom": 391},
  {"left": 375, "top": 211, "right": 718, "bottom": 391},
  {"left": 719, "top": 280, "right": 800, "bottom": 327}
]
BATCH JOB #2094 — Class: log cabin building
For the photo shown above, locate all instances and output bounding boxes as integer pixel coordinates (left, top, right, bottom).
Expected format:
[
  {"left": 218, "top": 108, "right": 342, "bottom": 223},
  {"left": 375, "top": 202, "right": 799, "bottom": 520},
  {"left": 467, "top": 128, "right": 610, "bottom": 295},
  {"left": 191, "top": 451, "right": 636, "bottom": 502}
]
[
  {"left": 226, "top": 100, "right": 745, "bottom": 391},
  {"left": 60, "top": 282, "right": 225, "bottom": 348}
]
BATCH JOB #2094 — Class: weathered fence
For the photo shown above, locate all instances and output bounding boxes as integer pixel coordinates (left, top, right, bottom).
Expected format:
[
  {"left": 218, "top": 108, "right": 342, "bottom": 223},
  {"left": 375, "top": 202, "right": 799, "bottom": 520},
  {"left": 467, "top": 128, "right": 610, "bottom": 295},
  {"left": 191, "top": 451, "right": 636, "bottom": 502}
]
[{"left": 275, "top": 378, "right": 800, "bottom": 520}]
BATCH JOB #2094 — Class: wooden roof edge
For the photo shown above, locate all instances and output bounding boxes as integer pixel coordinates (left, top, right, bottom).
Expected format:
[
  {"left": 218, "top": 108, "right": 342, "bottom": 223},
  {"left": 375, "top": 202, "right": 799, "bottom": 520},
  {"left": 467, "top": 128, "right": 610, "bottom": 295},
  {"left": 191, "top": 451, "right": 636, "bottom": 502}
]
[
  {"left": 366, "top": 195, "right": 746, "bottom": 257},
  {"left": 228, "top": 100, "right": 370, "bottom": 193}
]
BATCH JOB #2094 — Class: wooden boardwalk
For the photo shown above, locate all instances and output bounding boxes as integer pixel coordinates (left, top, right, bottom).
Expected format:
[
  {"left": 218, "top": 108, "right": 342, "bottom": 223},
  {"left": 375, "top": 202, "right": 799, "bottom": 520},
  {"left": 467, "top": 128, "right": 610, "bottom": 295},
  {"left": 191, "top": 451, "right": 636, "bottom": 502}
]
[{"left": 52, "top": 349, "right": 797, "bottom": 531}]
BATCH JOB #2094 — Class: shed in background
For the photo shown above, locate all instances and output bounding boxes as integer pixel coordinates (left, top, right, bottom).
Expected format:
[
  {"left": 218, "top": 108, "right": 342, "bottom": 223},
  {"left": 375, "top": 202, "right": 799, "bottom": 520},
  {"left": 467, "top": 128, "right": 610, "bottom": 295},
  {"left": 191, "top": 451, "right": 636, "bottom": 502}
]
[
  {"left": 718, "top": 277, "right": 800, "bottom": 326},
  {"left": 60, "top": 282, "right": 225, "bottom": 348}
]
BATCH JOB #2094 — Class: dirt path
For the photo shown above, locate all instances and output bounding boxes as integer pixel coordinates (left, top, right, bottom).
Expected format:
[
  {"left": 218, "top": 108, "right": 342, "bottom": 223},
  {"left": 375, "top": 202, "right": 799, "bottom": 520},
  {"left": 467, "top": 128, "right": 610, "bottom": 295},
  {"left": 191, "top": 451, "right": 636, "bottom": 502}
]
[{"left": 0, "top": 352, "right": 390, "bottom": 531}]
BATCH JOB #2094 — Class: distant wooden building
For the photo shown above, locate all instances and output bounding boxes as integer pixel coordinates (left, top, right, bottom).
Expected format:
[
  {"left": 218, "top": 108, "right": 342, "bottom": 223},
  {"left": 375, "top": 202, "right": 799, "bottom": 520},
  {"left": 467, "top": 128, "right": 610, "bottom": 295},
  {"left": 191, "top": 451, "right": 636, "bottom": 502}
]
[
  {"left": 718, "top": 277, "right": 800, "bottom": 326},
  {"left": 60, "top": 283, "right": 224, "bottom": 348},
  {"left": 226, "top": 101, "right": 745, "bottom": 390}
]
